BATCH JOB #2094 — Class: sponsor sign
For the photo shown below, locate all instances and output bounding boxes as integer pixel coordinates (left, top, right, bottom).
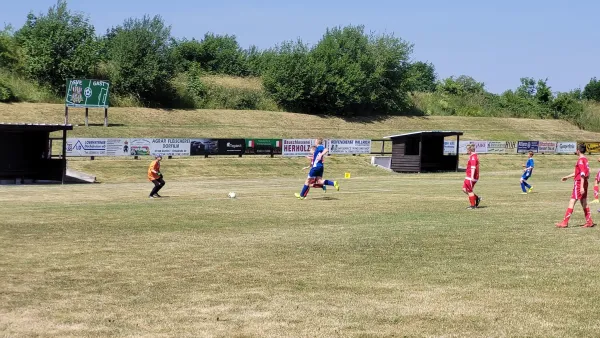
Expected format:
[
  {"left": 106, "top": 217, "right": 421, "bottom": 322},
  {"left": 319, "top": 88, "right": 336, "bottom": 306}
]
[
  {"left": 458, "top": 141, "right": 488, "bottom": 154},
  {"left": 106, "top": 138, "right": 130, "bottom": 156},
  {"left": 444, "top": 141, "right": 457, "bottom": 155},
  {"left": 190, "top": 139, "right": 218, "bottom": 155},
  {"left": 217, "top": 139, "right": 246, "bottom": 155},
  {"left": 487, "top": 141, "right": 506, "bottom": 153},
  {"left": 246, "top": 139, "right": 282, "bottom": 155},
  {"left": 579, "top": 142, "right": 600, "bottom": 154},
  {"left": 329, "top": 139, "right": 371, "bottom": 154},
  {"left": 538, "top": 141, "right": 557, "bottom": 154},
  {"left": 556, "top": 142, "right": 577, "bottom": 154},
  {"left": 66, "top": 138, "right": 107, "bottom": 156},
  {"left": 129, "top": 139, "right": 152, "bottom": 156},
  {"left": 149, "top": 138, "right": 191, "bottom": 157},
  {"left": 517, "top": 141, "right": 539, "bottom": 153},
  {"left": 283, "top": 139, "right": 314, "bottom": 156},
  {"left": 505, "top": 141, "right": 517, "bottom": 154}
]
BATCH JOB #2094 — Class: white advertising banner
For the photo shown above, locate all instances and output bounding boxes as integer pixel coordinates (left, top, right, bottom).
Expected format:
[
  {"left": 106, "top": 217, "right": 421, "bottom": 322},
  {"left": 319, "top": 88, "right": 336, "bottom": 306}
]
[
  {"left": 329, "top": 139, "right": 371, "bottom": 154},
  {"left": 149, "top": 138, "right": 191, "bottom": 157},
  {"left": 459, "top": 141, "right": 488, "bottom": 154},
  {"left": 106, "top": 138, "right": 131, "bottom": 156},
  {"left": 487, "top": 141, "right": 506, "bottom": 153},
  {"left": 538, "top": 141, "right": 557, "bottom": 154},
  {"left": 66, "top": 138, "right": 107, "bottom": 156},
  {"left": 444, "top": 141, "right": 457, "bottom": 155},
  {"left": 282, "top": 139, "right": 314, "bottom": 156},
  {"left": 556, "top": 142, "right": 577, "bottom": 154},
  {"left": 130, "top": 139, "right": 152, "bottom": 156},
  {"left": 505, "top": 141, "right": 517, "bottom": 154}
]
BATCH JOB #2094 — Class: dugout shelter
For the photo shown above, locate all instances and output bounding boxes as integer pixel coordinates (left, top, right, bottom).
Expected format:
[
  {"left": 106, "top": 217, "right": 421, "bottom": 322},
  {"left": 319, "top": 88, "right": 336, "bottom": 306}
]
[
  {"left": 385, "top": 131, "right": 463, "bottom": 173},
  {"left": 0, "top": 123, "right": 72, "bottom": 183}
]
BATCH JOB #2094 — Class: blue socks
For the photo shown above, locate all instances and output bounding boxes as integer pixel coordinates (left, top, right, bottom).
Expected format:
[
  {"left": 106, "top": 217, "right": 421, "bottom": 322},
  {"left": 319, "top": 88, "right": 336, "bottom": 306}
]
[
  {"left": 521, "top": 182, "right": 531, "bottom": 192},
  {"left": 300, "top": 185, "right": 309, "bottom": 197},
  {"left": 324, "top": 180, "right": 335, "bottom": 186}
]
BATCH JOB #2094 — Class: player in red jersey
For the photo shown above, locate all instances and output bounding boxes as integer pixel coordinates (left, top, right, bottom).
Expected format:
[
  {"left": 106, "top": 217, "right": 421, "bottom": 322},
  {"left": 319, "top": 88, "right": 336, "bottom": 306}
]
[
  {"left": 590, "top": 158, "right": 600, "bottom": 204},
  {"left": 556, "top": 144, "right": 594, "bottom": 228},
  {"left": 462, "top": 144, "right": 482, "bottom": 209}
]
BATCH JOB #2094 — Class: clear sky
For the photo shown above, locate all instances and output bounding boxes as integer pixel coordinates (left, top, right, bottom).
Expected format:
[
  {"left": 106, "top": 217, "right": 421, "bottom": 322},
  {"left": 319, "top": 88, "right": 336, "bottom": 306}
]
[{"left": 1, "top": 0, "right": 598, "bottom": 94}]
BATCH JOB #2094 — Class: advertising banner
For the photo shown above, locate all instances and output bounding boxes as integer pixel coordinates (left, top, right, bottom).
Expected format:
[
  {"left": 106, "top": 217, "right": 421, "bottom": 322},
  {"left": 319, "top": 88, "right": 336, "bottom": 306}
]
[
  {"left": 283, "top": 139, "right": 314, "bottom": 156},
  {"left": 487, "top": 141, "right": 506, "bottom": 153},
  {"left": 579, "top": 142, "right": 600, "bottom": 154},
  {"left": 149, "top": 138, "right": 191, "bottom": 157},
  {"left": 329, "top": 139, "right": 371, "bottom": 154},
  {"left": 458, "top": 141, "right": 488, "bottom": 154},
  {"left": 66, "top": 138, "right": 107, "bottom": 156},
  {"left": 538, "top": 141, "right": 557, "bottom": 154},
  {"left": 444, "top": 141, "right": 457, "bottom": 155},
  {"left": 246, "top": 139, "right": 282, "bottom": 155},
  {"left": 129, "top": 139, "right": 152, "bottom": 156},
  {"left": 556, "top": 142, "right": 577, "bottom": 154},
  {"left": 217, "top": 139, "right": 245, "bottom": 155},
  {"left": 517, "top": 141, "right": 539, "bottom": 153},
  {"left": 190, "top": 139, "right": 218, "bottom": 155},
  {"left": 505, "top": 141, "right": 517, "bottom": 154},
  {"left": 106, "top": 138, "right": 130, "bottom": 156}
]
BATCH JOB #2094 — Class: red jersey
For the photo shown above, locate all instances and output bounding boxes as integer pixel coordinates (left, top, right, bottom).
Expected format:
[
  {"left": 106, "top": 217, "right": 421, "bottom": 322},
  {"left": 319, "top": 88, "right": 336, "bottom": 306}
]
[
  {"left": 465, "top": 153, "right": 479, "bottom": 181},
  {"left": 574, "top": 156, "right": 590, "bottom": 182}
]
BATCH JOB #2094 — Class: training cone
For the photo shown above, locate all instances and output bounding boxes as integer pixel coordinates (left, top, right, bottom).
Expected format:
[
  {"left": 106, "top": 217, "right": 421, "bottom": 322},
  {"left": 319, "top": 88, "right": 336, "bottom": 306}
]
[{"left": 344, "top": 172, "right": 351, "bottom": 179}]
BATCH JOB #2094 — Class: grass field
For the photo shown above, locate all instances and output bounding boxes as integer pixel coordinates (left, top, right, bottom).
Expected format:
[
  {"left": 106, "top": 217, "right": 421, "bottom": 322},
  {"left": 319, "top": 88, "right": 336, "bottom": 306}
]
[
  {"left": 3, "top": 102, "right": 600, "bottom": 141},
  {"left": 2, "top": 154, "right": 600, "bottom": 337}
]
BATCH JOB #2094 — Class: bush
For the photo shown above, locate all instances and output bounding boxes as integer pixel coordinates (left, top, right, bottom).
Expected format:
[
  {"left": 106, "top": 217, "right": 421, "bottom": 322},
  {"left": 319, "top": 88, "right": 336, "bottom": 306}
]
[{"left": 0, "top": 80, "right": 15, "bottom": 102}]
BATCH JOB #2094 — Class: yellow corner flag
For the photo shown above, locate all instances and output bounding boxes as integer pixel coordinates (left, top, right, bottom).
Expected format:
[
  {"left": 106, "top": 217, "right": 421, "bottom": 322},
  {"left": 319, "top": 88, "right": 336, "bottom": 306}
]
[{"left": 344, "top": 172, "right": 351, "bottom": 179}]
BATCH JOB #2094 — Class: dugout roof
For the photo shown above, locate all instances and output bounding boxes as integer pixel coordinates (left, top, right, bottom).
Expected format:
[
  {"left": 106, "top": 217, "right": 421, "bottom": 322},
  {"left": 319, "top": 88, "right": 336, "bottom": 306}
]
[
  {"left": 0, "top": 123, "right": 73, "bottom": 132},
  {"left": 384, "top": 131, "right": 463, "bottom": 140}
]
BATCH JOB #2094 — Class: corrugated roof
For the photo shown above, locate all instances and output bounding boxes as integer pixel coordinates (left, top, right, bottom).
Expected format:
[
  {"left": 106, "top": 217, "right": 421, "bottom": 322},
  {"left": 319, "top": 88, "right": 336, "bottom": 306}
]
[{"left": 0, "top": 123, "right": 73, "bottom": 131}]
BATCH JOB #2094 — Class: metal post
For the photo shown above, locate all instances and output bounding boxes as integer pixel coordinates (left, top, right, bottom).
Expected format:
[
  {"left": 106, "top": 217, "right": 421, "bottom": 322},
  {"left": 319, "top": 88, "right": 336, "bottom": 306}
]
[
  {"left": 61, "top": 128, "right": 67, "bottom": 184},
  {"left": 381, "top": 140, "right": 385, "bottom": 155},
  {"left": 85, "top": 108, "right": 89, "bottom": 127},
  {"left": 456, "top": 135, "right": 460, "bottom": 172},
  {"left": 104, "top": 108, "right": 108, "bottom": 127},
  {"left": 64, "top": 106, "right": 68, "bottom": 125}
]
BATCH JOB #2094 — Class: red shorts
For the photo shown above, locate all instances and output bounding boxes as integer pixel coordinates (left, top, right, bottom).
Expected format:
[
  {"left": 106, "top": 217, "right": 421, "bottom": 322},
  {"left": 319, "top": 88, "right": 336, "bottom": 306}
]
[
  {"left": 571, "top": 180, "right": 589, "bottom": 200},
  {"left": 463, "top": 179, "right": 477, "bottom": 193}
]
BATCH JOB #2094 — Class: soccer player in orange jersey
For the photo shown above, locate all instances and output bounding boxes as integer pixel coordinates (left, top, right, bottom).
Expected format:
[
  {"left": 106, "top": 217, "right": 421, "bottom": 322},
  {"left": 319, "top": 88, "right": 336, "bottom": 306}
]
[
  {"left": 462, "top": 144, "right": 482, "bottom": 209},
  {"left": 556, "top": 144, "right": 594, "bottom": 228},
  {"left": 148, "top": 154, "right": 165, "bottom": 198}
]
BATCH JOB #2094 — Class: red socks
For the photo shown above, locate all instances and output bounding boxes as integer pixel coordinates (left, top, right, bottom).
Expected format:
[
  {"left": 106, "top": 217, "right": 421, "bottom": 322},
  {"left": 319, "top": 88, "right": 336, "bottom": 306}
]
[
  {"left": 595, "top": 186, "right": 599, "bottom": 199},
  {"left": 563, "top": 208, "right": 574, "bottom": 224},
  {"left": 585, "top": 207, "right": 593, "bottom": 223},
  {"left": 469, "top": 195, "right": 476, "bottom": 207}
]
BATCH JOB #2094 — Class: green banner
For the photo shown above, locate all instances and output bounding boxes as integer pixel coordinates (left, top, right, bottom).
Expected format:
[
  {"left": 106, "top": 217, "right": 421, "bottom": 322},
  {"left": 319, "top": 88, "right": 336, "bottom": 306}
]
[
  {"left": 65, "top": 79, "right": 110, "bottom": 108},
  {"left": 246, "top": 139, "right": 282, "bottom": 154}
]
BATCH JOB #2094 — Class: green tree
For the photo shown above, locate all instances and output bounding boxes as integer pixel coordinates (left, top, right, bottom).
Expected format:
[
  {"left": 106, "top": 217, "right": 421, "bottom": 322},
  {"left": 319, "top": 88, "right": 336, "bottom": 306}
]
[
  {"left": 172, "top": 33, "right": 247, "bottom": 76},
  {"left": 406, "top": 61, "right": 436, "bottom": 92},
  {"left": 15, "top": 0, "right": 98, "bottom": 93},
  {"left": 516, "top": 77, "right": 536, "bottom": 98},
  {"left": 244, "top": 45, "right": 275, "bottom": 77},
  {"left": 535, "top": 78, "right": 552, "bottom": 104},
  {"left": 583, "top": 77, "right": 600, "bottom": 102},
  {"left": 104, "top": 15, "right": 175, "bottom": 105},
  {"left": 0, "top": 25, "right": 20, "bottom": 70},
  {"left": 437, "top": 75, "right": 485, "bottom": 95}
]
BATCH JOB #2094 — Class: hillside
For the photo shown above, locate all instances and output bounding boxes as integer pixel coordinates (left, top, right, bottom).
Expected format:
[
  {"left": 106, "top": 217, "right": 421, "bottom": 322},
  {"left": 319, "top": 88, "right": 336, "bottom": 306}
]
[{"left": 2, "top": 102, "right": 600, "bottom": 141}]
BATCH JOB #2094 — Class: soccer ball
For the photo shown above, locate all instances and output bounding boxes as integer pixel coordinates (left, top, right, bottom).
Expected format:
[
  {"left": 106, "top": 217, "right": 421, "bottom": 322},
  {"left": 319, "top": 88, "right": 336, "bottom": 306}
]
[{"left": 228, "top": 192, "right": 236, "bottom": 199}]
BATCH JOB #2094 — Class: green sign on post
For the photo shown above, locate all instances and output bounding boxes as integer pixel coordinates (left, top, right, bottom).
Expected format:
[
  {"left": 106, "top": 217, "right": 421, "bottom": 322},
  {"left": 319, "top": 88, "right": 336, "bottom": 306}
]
[{"left": 65, "top": 79, "right": 110, "bottom": 127}]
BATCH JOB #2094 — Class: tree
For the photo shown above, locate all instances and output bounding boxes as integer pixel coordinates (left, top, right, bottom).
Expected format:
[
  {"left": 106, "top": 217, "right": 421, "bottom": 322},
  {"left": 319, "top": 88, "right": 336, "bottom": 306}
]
[
  {"left": 437, "top": 75, "right": 485, "bottom": 96},
  {"left": 172, "top": 33, "right": 247, "bottom": 76},
  {"left": 516, "top": 77, "right": 536, "bottom": 98},
  {"left": 15, "top": 0, "right": 98, "bottom": 93},
  {"left": 405, "top": 61, "right": 436, "bottom": 92},
  {"left": 535, "top": 78, "right": 552, "bottom": 104},
  {"left": 583, "top": 77, "right": 600, "bottom": 102},
  {"left": 0, "top": 25, "right": 20, "bottom": 70},
  {"left": 104, "top": 15, "right": 175, "bottom": 104}
]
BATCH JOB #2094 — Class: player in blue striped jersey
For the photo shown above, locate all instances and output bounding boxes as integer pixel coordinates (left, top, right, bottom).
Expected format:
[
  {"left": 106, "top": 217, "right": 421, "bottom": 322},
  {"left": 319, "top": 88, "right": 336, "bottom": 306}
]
[
  {"left": 295, "top": 138, "right": 339, "bottom": 200},
  {"left": 520, "top": 151, "right": 534, "bottom": 194}
]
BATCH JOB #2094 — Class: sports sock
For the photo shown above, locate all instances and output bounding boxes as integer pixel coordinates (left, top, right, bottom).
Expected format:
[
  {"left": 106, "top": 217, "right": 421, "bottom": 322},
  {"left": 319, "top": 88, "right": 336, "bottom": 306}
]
[
  {"left": 524, "top": 182, "right": 531, "bottom": 189},
  {"left": 563, "top": 208, "right": 574, "bottom": 224},
  {"left": 585, "top": 207, "right": 592, "bottom": 223},
  {"left": 300, "top": 185, "right": 309, "bottom": 197},
  {"left": 324, "top": 180, "right": 335, "bottom": 186},
  {"left": 469, "top": 195, "right": 476, "bottom": 207},
  {"left": 595, "top": 186, "right": 599, "bottom": 199},
  {"left": 521, "top": 182, "right": 526, "bottom": 192}
]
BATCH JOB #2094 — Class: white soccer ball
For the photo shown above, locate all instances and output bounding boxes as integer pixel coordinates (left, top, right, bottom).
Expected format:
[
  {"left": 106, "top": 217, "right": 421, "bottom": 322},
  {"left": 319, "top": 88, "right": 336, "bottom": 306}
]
[{"left": 228, "top": 192, "right": 236, "bottom": 199}]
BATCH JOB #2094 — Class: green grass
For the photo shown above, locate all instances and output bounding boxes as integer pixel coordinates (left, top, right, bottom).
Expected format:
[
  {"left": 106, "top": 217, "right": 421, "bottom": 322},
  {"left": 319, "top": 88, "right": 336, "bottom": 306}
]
[
  {"left": 2, "top": 102, "right": 600, "bottom": 142},
  {"left": 2, "top": 154, "right": 600, "bottom": 337}
]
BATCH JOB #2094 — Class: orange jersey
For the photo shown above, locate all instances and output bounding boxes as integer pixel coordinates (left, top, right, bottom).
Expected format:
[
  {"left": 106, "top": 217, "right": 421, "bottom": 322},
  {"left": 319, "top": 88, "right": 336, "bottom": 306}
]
[
  {"left": 148, "top": 160, "right": 160, "bottom": 181},
  {"left": 465, "top": 153, "right": 479, "bottom": 181}
]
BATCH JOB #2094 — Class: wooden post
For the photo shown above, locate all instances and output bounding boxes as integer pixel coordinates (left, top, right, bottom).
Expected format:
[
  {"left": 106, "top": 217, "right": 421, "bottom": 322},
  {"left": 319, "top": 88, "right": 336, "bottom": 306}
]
[
  {"left": 104, "top": 108, "right": 108, "bottom": 127},
  {"left": 91, "top": 156, "right": 95, "bottom": 161},
  {"left": 168, "top": 155, "right": 172, "bottom": 159},
  {"left": 380, "top": 140, "right": 385, "bottom": 155},
  {"left": 61, "top": 128, "right": 67, "bottom": 184},
  {"left": 85, "top": 108, "right": 89, "bottom": 127},
  {"left": 270, "top": 148, "right": 274, "bottom": 158},
  {"left": 64, "top": 106, "right": 69, "bottom": 125},
  {"left": 455, "top": 134, "right": 460, "bottom": 172},
  {"left": 134, "top": 155, "right": 139, "bottom": 160},
  {"left": 418, "top": 134, "right": 423, "bottom": 173}
]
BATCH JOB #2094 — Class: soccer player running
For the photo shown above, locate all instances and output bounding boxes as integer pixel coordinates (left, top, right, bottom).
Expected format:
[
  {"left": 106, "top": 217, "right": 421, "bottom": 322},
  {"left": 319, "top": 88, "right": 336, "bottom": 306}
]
[
  {"left": 520, "top": 151, "right": 535, "bottom": 194},
  {"left": 463, "top": 144, "right": 482, "bottom": 209},
  {"left": 302, "top": 146, "right": 326, "bottom": 193},
  {"left": 295, "top": 138, "right": 339, "bottom": 200},
  {"left": 556, "top": 144, "right": 594, "bottom": 228},
  {"left": 590, "top": 158, "right": 600, "bottom": 204},
  {"left": 148, "top": 154, "right": 165, "bottom": 199}
]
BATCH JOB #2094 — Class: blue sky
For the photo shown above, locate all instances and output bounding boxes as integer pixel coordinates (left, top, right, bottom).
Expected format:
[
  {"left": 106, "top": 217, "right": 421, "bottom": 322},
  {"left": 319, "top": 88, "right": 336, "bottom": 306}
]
[{"left": 2, "top": 0, "right": 598, "bottom": 94}]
